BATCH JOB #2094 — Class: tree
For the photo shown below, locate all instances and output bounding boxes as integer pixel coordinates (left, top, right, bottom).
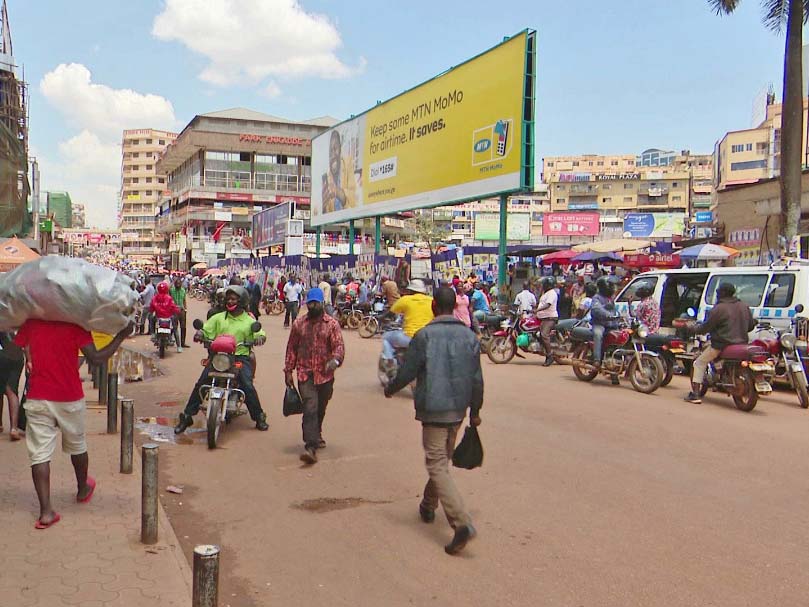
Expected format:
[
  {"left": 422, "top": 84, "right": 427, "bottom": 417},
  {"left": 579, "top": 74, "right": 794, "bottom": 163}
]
[
  {"left": 709, "top": 0, "right": 807, "bottom": 254},
  {"left": 412, "top": 211, "right": 449, "bottom": 255}
]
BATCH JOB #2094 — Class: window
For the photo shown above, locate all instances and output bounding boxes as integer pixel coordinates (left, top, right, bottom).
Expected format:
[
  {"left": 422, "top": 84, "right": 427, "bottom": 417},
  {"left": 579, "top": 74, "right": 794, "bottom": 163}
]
[
  {"left": 623, "top": 196, "right": 633, "bottom": 202},
  {"left": 765, "top": 274, "right": 796, "bottom": 308},
  {"left": 602, "top": 197, "right": 612, "bottom": 203},
  {"left": 611, "top": 160, "right": 618, "bottom": 166},
  {"left": 547, "top": 162, "right": 554, "bottom": 167},
  {"left": 573, "top": 161, "right": 579, "bottom": 167},
  {"left": 705, "top": 274, "right": 768, "bottom": 307},
  {"left": 146, "top": 165, "right": 153, "bottom": 171},
  {"left": 132, "top": 166, "right": 139, "bottom": 171},
  {"left": 731, "top": 160, "right": 767, "bottom": 171},
  {"left": 146, "top": 139, "right": 153, "bottom": 144},
  {"left": 158, "top": 178, "right": 165, "bottom": 184},
  {"left": 672, "top": 182, "right": 679, "bottom": 188},
  {"left": 602, "top": 184, "right": 611, "bottom": 190},
  {"left": 588, "top": 161, "right": 593, "bottom": 167},
  {"left": 159, "top": 139, "right": 166, "bottom": 146},
  {"left": 617, "top": 277, "right": 659, "bottom": 303},
  {"left": 146, "top": 177, "right": 152, "bottom": 183},
  {"left": 746, "top": 143, "right": 752, "bottom": 152},
  {"left": 146, "top": 190, "right": 153, "bottom": 196},
  {"left": 672, "top": 195, "right": 682, "bottom": 202},
  {"left": 597, "top": 161, "right": 604, "bottom": 166},
  {"left": 132, "top": 178, "right": 139, "bottom": 184},
  {"left": 557, "top": 185, "right": 566, "bottom": 190},
  {"left": 623, "top": 183, "right": 634, "bottom": 190},
  {"left": 555, "top": 198, "right": 566, "bottom": 204}
]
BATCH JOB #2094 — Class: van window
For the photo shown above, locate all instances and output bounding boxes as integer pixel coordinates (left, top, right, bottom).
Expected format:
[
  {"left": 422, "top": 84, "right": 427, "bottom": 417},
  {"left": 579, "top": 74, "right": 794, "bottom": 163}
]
[
  {"left": 616, "top": 276, "right": 659, "bottom": 302},
  {"left": 764, "top": 273, "right": 796, "bottom": 308},
  {"left": 705, "top": 274, "right": 768, "bottom": 307},
  {"left": 660, "top": 273, "right": 709, "bottom": 326}
]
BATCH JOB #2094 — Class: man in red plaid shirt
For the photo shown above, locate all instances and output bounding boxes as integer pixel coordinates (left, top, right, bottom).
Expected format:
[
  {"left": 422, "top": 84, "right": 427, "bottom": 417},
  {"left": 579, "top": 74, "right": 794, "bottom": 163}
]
[{"left": 284, "top": 287, "right": 345, "bottom": 464}]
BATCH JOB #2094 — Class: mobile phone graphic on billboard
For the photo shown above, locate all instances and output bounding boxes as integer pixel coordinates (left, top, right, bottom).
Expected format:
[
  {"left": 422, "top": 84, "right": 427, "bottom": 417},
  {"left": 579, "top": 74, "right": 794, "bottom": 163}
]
[{"left": 472, "top": 118, "right": 513, "bottom": 166}]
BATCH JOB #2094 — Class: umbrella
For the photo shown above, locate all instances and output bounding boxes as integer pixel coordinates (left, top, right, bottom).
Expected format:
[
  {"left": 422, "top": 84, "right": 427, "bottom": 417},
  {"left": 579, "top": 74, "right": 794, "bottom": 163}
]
[
  {"left": 677, "top": 243, "right": 739, "bottom": 260},
  {"left": 572, "top": 238, "right": 651, "bottom": 253},
  {"left": 572, "top": 251, "right": 622, "bottom": 263},
  {"left": 191, "top": 262, "right": 207, "bottom": 270},
  {"left": 202, "top": 268, "right": 225, "bottom": 277},
  {"left": 539, "top": 249, "right": 578, "bottom": 264},
  {"left": 0, "top": 236, "right": 40, "bottom": 272}
]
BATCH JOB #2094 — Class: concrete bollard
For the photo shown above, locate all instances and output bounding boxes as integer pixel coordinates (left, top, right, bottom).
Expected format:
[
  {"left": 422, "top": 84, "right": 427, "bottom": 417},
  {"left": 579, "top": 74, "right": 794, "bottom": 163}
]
[
  {"left": 120, "top": 399, "right": 134, "bottom": 474},
  {"left": 106, "top": 372, "right": 118, "bottom": 434},
  {"left": 98, "top": 363, "right": 108, "bottom": 406},
  {"left": 192, "top": 545, "right": 220, "bottom": 607},
  {"left": 141, "top": 443, "right": 158, "bottom": 544}
]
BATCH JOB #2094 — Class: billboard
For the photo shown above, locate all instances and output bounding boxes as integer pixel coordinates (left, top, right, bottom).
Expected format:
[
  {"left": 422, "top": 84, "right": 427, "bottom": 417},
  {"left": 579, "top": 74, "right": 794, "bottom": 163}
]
[
  {"left": 310, "top": 30, "right": 535, "bottom": 226},
  {"left": 252, "top": 202, "right": 291, "bottom": 249},
  {"left": 541, "top": 212, "right": 600, "bottom": 237},
  {"left": 474, "top": 213, "right": 530, "bottom": 241},
  {"left": 623, "top": 213, "right": 685, "bottom": 238}
]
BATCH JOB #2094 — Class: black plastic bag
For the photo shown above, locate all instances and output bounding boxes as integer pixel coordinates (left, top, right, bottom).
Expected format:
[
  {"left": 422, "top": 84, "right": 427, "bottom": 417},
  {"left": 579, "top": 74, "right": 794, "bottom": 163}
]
[
  {"left": 283, "top": 385, "right": 303, "bottom": 417},
  {"left": 452, "top": 425, "right": 483, "bottom": 469}
]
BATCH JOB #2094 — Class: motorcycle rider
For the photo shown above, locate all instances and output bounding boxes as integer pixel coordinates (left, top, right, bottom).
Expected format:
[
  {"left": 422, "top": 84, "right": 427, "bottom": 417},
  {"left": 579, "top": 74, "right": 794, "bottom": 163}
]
[
  {"left": 590, "top": 277, "right": 621, "bottom": 371},
  {"left": 683, "top": 282, "right": 755, "bottom": 404},
  {"left": 381, "top": 279, "right": 434, "bottom": 370},
  {"left": 174, "top": 286, "right": 269, "bottom": 434},
  {"left": 514, "top": 282, "right": 537, "bottom": 316},
  {"left": 207, "top": 288, "right": 227, "bottom": 319},
  {"left": 537, "top": 277, "right": 559, "bottom": 367},
  {"left": 150, "top": 282, "right": 182, "bottom": 353}
]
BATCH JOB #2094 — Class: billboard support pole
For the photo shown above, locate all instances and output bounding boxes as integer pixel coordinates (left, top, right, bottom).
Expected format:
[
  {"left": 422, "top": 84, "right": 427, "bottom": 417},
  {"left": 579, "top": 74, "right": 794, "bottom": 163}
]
[
  {"left": 374, "top": 217, "right": 381, "bottom": 255},
  {"left": 497, "top": 194, "right": 508, "bottom": 300},
  {"left": 348, "top": 221, "right": 355, "bottom": 256},
  {"left": 315, "top": 227, "right": 321, "bottom": 257}
]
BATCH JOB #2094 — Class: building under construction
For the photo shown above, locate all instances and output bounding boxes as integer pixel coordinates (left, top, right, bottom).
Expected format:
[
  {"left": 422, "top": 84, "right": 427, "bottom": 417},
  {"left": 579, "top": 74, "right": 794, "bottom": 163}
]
[{"left": 0, "top": 0, "right": 28, "bottom": 237}]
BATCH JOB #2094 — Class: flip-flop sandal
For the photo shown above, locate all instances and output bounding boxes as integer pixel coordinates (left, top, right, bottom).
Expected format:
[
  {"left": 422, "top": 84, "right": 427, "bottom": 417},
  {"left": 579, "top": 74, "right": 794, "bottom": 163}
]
[
  {"left": 77, "top": 476, "right": 96, "bottom": 504},
  {"left": 9, "top": 429, "right": 22, "bottom": 441},
  {"left": 35, "top": 513, "right": 61, "bottom": 530}
]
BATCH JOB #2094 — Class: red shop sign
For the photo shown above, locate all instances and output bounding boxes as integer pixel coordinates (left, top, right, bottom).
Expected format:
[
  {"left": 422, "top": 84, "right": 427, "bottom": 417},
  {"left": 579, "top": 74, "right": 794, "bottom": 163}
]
[
  {"left": 542, "top": 212, "right": 600, "bottom": 236},
  {"left": 623, "top": 253, "right": 681, "bottom": 268}
]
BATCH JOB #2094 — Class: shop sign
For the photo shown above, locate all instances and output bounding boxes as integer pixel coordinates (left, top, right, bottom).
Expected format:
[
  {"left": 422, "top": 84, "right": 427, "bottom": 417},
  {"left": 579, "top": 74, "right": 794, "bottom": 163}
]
[
  {"left": 541, "top": 212, "right": 600, "bottom": 236},
  {"left": 558, "top": 173, "right": 592, "bottom": 183},
  {"left": 239, "top": 134, "right": 309, "bottom": 146},
  {"left": 623, "top": 213, "right": 685, "bottom": 238},
  {"left": 694, "top": 211, "right": 713, "bottom": 223},
  {"left": 217, "top": 192, "right": 253, "bottom": 202},
  {"left": 595, "top": 173, "right": 640, "bottom": 181}
]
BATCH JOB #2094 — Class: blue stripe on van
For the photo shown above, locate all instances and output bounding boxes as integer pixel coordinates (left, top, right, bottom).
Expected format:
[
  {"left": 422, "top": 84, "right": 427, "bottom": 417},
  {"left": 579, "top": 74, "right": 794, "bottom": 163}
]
[
  {"left": 760, "top": 308, "right": 770, "bottom": 317},
  {"left": 789, "top": 309, "right": 797, "bottom": 318},
  {"left": 775, "top": 309, "right": 783, "bottom": 318}
]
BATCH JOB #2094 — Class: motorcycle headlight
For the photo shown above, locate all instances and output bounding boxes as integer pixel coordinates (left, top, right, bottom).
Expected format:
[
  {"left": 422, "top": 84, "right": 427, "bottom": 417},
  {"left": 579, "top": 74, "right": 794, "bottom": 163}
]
[
  {"left": 636, "top": 325, "right": 649, "bottom": 339},
  {"left": 211, "top": 353, "right": 231, "bottom": 372},
  {"left": 780, "top": 332, "right": 797, "bottom": 351},
  {"left": 500, "top": 320, "right": 511, "bottom": 329}
]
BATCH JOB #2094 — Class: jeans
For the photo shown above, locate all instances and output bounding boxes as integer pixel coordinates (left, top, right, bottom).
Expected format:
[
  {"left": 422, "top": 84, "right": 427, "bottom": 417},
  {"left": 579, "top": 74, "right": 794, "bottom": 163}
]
[
  {"left": 692, "top": 347, "right": 721, "bottom": 385},
  {"left": 473, "top": 310, "right": 488, "bottom": 323},
  {"left": 284, "top": 301, "right": 300, "bottom": 326},
  {"left": 592, "top": 324, "right": 606, "bottom": 362},
  {"left": 178, "top": 309, "right": 187, "bottom": 345},
  {"left": 299, "top": 377, "right": 334, "bottom": 449},
  {"left": 183, "top": 356, "right": 264, "bottom": 421},
  {"left": 382, "top": 329, "right": 411, "bottom": 360},
  {"left": 421, "top": 423, "right": 472, "bottom": 528}
]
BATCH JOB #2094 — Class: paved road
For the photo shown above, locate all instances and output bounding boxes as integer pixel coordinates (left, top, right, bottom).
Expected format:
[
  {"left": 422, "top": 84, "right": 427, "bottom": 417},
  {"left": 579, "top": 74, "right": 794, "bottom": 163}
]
[{"left": 124, "top": 300, "right": 809, "bottom": 607}]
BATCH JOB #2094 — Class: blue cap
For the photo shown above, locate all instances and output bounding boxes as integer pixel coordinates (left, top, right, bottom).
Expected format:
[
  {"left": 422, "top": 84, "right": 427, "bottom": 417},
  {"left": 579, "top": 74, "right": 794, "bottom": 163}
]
[{"left": 306, "top": 287, "right": 324, "bottom": 303}]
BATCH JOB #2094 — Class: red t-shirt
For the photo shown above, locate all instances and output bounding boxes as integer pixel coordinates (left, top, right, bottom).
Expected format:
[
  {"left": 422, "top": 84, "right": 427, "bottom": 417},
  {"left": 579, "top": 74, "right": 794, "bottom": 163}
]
[{"left": 14, "top": 320, "right": 93, "bottom": 402}]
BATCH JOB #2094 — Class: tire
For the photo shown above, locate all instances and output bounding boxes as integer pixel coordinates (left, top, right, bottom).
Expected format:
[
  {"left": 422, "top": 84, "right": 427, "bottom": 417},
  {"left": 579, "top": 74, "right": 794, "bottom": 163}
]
[
  {"left": 572, "top": 344, "right": 598, "bottom": 382},
  {"left": 732, "top": 369, "right": 758, "bottom": 412},
  {"left": 207, "top": 397, "right": 222, "bottom": 449},
  {"left": 486, "top": 336, "right": 516, "bottom": 364},
  {"left": 628, "top": 354, "right": 664, "bottom": 394},
  {"left": 271, "top": 301, "right": 284, "bottom": 315},
  {"left": 158, "top": 339, "right": 166, "bottom": 359},
  {"left": 347, "top": 311, "right": 363, "bottom": 330},
  {"left": 358, "top": 317, "right": 378, "bottom": 338},
  {"left": 660, "top": 354, "right": 675, "bottom": 387},
  {"left": 793, "top": 370, "right": 809, "bottom": 409},
  {"left": 479, "top": 336, "right": 493, "bottom": 355}
]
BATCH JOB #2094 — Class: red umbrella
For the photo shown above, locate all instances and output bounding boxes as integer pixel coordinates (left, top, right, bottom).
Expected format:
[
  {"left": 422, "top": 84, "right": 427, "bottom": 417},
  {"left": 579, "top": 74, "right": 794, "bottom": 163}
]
[{"left": 540, "top": 249, "right": 578, "bottom": 264}]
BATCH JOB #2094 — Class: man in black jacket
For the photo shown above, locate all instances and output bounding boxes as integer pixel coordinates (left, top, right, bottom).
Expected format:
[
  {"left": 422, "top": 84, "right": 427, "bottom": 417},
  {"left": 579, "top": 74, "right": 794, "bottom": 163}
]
[
  {"left": 685, "top": 282, "right": 755, "bottom": 403},
  {"left": 385, "top": 286, "right": 484, "bottom": 555}
]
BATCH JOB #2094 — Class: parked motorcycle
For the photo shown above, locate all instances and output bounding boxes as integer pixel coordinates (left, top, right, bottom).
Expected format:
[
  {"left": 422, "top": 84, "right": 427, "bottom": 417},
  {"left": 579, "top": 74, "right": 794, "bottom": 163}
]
[
  {"left": 487, "top": 309, "right": 582, "bottom": 365},
  {"left": 261, "top": 291, "right": 284, "bottom": 315},
  {"left": 192, "top": 318, "right": 263, "bottom": 449},
  {"left": 358, "top": 295, "right": 390, "bottom": 338},
  {"left": 152, "top": 316, "right": 175, "bottom": 358},
  {"left": 336, "top": 298, "right": 365, "bottom": 330},
  {"left": 570, "top": 318, "right": 665, "bottom": 394},
  {"left": 750, "top": 303, "right": 809, "bottom": 408},
  {"left": 644, "top": 334, "right": 687, "bottom": 387}
]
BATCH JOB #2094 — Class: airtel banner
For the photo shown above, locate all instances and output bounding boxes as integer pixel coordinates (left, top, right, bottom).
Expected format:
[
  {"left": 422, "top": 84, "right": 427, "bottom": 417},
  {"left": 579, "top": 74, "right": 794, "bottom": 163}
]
[{"left": 542, "top": 212, "right": 600, "bottom": 236}]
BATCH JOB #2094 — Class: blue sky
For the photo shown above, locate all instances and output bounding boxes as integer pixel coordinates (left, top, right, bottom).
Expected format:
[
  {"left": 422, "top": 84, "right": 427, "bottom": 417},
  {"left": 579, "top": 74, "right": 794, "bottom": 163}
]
[{"left": 9, "top": 0, "right": 793, "bottom": 227}]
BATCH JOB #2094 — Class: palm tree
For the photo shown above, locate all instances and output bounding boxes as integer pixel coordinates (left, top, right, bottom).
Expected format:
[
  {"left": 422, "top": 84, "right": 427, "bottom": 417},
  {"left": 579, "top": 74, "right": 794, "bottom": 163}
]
[{"left": 709, "top": 0, "right": 807, "bottom": 254}]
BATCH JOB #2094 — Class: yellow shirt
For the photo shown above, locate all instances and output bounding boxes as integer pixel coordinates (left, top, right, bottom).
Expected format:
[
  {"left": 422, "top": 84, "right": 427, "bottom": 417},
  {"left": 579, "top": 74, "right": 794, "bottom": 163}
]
[{"left": 391, "top": 293, "right": 434, "bottom": 338}]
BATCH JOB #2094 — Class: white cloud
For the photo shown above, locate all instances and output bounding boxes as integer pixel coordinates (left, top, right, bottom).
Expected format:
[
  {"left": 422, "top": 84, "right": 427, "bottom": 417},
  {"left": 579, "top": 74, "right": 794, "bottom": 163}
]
[
  {"left": 40, "top": 63, "right": 179, "bottom": 139},
  {"left": 37, "top": 65, "right": 180, "bottom": 229},
  {"left": 261, "top": 81, "right": 282, "bottom": 99},
  {"left": 152, "top": 0, "right": 364, "bottom": 87}
]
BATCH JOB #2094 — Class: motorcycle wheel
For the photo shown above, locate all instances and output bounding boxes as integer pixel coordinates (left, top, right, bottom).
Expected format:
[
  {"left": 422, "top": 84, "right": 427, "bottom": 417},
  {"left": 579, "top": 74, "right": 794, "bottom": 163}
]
[
  {"left": 628, "top": 354, "right": 664, "bottom": 394},
  {"left": 572, "top": 345, "right": 598, "bottom": 382},
  {"left": 479, "top": 335, "right": 493, "bottom": 355},
  {"left": 347, "top": 311, "right": 363, "bottom": 330},
  {"left": 271, "top": 301, "right": 285, "bottom": 315},
  {"left": 158, "top": 339, "right": 166, "bottom": 359},
  {"left": 793, "top": 370, "right": 809, "bottom": 409},
  {"left": 660, "top": 354, "right": 675, "bottom": 387},
  {"left": 207, "top": 397, "right": 222, "bottom": 449},
  {"left": 358, "top": 317, "right": 378, "bottom": 338},
  {"left": 731, "top": 369, "right": 758, "bottom": 412},
  {"left": 486, "top": 336, "right": 516, "bottom": 364}
]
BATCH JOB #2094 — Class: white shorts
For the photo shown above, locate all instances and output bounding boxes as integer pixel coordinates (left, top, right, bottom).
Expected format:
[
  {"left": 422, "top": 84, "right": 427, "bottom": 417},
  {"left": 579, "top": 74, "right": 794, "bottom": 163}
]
[{"left": 24, "top": 399, "right": 87, "bottom": 465}]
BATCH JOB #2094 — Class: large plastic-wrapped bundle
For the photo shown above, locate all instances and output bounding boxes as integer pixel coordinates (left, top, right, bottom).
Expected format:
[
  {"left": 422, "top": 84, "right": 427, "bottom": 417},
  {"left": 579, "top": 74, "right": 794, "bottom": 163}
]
[{"left": 0, "top": 257, "right": 138, "bottom": 333}]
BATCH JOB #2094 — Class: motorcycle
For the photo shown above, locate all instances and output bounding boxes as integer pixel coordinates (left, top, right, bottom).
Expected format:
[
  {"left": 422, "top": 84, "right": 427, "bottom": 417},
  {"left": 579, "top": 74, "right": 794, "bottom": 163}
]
[
  {"left": 152, "top": 316, "right": 175, "bottom": 358},
  {"left": 674, "top": 310, "right": 774, "bottom": 412},
  {"left": 487, "top": 309, "right": 582, "bottom": 365},
  {"left": 261, "top": 291, "right": 285, "bottom": 315},
  {"left": 191, "top": 318, "right": 263, "bottom": 449},
  {"left": 750, "top": 303, "right": 809, "bottom": 408},
  {"left": 358, "top": 295, "right": 390, "bottom": 338},
  {"left": 643, "top": 333, "right": 687, "bottom": 387},
  {"left": 335, "top": 297, "right": 365, "bottom": 330},
  {"left": 570, "top": 318, "right": 665, "bottom": 394}
]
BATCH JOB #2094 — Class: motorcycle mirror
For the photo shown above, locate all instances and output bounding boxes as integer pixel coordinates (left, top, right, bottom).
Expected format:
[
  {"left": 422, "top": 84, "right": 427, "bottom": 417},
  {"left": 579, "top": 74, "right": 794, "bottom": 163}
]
[
  {"left": 686, "top": 308, "right": 696, "bottom": 318},
  {"left": 251, "top": 322, "right": 262, "bottom": 333},
  {"left": 796, "top": 304, "right": 805, "bottom": 314},
  {"left": 192, "top": 319, "right": 204, "bottom": 330}
]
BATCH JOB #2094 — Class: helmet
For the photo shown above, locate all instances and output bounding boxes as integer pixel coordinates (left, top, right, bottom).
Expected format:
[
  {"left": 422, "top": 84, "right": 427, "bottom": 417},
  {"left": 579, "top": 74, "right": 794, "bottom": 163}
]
[
  {"left": 157, "top": 282, "right": 169, "bottom": 295},
  {"left": 596, "top": 277, "right": 614, "bottom": 298},
  {"left": 225, "top": 285, "right": 249, "bottom": 310},
  {"left": 542, "top": 278, "right": 556, "bottom": 291},
  {"left": 215, "top": 287, "right": 227, "bottom": 305}
]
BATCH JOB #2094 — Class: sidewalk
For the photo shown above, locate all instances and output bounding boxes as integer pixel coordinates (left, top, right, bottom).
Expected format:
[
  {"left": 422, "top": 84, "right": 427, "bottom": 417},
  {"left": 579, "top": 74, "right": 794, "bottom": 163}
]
[{"left": 0, "top": 382, "right": 192, "bottom": 607}]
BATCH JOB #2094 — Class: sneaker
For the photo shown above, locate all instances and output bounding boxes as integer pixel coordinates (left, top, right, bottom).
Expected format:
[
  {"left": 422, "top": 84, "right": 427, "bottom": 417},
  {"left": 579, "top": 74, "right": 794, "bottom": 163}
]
[
  {"left": 174, "top": 413, "right": 193, "bottom": 434},
  {"left": 300, "top": 447, "right": 317, "bottom": 464},
  {"left": 542, "top": 357, "right": 554, "bottom": 367},
  {"left": 684, "top": 392, "right": 702, "bottom": 404},
  {"left": 318, "top": 438, "right": 326, "bottom": 449},
  {"left": 177, "top": 346, "right": 183, "bottom": 353},
  {"left": 419, "top": 504, "right": 435, "bottom": 524},
  {"left": 255, "top": 413, "right": 269, "bottom": 431},
  {"left": 444, "top": 524, "right": 476, "bottom": 555}
]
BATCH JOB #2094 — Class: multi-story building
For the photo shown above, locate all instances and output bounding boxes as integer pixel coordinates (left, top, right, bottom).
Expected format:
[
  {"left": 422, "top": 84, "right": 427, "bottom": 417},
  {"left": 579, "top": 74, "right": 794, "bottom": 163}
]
[
  {"left": 155, "top": 108, "right": 337, "bottom": 269},
  {"left": 71, "top": 202, "right": 86, "bottom": 228},
  {"left": 46, "top": 191, "right": 72, "bottom": 228},
  {"left": 119, "top": 129, "right": 177, "bottom": 258},
  {"left": 714, "top": 95, "right": 809, "bottom": 191}
]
